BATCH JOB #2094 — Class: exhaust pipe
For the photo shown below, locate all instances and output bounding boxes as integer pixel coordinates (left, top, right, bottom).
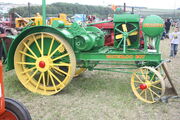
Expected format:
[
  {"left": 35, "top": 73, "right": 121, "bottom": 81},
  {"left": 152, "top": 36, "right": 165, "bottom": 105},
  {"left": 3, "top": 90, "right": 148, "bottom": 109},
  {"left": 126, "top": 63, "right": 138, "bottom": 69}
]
[{"left": 42, "top": 0, "right": 46, "bottom": 25}]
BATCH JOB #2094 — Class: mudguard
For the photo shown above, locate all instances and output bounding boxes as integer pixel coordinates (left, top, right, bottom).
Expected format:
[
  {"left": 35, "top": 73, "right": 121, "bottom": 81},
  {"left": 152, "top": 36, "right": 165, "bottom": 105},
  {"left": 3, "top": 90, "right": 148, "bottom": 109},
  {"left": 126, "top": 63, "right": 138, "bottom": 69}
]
[{"left": 6, "top": 26, "right": 74, "bottom": 71}]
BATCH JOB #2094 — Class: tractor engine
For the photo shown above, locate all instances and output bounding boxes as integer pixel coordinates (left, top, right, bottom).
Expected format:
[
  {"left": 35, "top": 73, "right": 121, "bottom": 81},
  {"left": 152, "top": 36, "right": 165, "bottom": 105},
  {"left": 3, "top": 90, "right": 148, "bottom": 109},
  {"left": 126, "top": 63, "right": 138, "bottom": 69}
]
[
  {"left": 68, "top": 23, "right": 105, "bottom": 51},
  {"left": 113, "top": 14, "right": 164, "bottom": 52}
]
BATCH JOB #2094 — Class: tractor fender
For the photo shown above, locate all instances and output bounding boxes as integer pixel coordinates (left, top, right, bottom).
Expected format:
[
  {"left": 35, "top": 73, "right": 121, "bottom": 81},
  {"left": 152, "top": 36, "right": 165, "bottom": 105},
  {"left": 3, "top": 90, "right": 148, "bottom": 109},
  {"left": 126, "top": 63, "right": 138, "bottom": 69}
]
[{"left": 6, "top": 26, "right": 74, "bottom": 71}]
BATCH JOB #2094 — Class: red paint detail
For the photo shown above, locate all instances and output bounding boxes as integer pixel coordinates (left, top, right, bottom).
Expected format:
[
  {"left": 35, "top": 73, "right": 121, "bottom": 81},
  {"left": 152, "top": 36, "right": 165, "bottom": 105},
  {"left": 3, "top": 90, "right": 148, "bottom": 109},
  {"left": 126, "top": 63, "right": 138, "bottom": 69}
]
[
  {"left": 139, "top": 84, "right": 147, "bottom": 90},
  {"left": 89, "top": 22, "right": 114, "bottom": 46},
  {"left": 39, "top": 61, "right": 46, "bottom": 68},
  {"left": 0, "top": 61, "right": 5, "bottom": 115},
  {"left": 0, "top": 110, "right": 18, "bottom": 120}
]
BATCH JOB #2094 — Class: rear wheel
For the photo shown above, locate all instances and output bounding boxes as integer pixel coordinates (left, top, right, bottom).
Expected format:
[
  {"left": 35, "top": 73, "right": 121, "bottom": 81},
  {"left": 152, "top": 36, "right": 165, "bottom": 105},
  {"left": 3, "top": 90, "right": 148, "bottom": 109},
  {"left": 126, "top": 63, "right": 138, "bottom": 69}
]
[
  {"left": 0, "top": 98, "right": 31, "bottom": 120},
  {"left": 14, "top": 32, "right": 76, "bottom": 95}
]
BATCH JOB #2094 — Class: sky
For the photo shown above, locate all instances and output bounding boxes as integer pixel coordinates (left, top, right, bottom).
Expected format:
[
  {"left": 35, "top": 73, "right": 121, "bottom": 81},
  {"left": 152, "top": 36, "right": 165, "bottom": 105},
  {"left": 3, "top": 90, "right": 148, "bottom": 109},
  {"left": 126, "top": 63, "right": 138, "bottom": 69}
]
[{"left": 0, "top": 0, "right": 180, "bottom": 9}]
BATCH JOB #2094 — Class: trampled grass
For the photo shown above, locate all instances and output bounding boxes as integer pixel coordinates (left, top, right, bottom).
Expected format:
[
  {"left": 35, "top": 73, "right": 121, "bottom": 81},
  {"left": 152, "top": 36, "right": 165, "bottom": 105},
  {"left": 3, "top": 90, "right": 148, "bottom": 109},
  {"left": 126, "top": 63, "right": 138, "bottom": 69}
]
[{"left": 3, "top": 38, "right": 180, "bottom": 120}]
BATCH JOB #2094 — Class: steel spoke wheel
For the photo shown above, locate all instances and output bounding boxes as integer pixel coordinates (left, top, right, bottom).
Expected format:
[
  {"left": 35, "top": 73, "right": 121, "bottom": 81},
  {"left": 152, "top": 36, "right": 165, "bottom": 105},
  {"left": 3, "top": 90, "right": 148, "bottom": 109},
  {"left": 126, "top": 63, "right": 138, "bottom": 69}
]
[
  {"left": 131, "top": 67, "right": 165, "bottom": 103},
  {"left": 14, "top": 32, "right": 76, "bottom": 95}
]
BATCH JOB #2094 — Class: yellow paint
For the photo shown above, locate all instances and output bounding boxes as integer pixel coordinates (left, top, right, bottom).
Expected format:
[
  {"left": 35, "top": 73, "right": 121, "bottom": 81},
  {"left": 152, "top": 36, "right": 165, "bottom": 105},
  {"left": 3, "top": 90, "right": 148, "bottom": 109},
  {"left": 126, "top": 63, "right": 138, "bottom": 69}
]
[
  {"left": 131, "top": 67, "right": 165, "bottom": 103},
  {"left": 14, "top": 32, "right": 76, "bottom": 95},
  {"left": 74, "top": 68, "right": 87, "bottom": 77}
]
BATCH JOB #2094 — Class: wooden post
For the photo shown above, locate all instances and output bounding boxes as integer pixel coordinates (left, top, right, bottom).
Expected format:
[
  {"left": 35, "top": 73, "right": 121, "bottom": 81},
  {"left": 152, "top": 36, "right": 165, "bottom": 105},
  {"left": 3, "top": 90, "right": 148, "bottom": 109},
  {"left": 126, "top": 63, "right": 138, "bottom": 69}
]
[{"left": 162, "top": 63, "right": 178, "bottom": 95}]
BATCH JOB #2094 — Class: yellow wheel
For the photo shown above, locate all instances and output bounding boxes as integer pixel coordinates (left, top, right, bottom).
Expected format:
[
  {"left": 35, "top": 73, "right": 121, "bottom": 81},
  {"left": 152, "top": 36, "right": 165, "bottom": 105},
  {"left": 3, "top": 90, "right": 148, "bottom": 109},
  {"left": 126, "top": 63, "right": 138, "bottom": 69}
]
[
  {"left": 131, "top": 67, "right": 165, "bottom": 103},
  {"left": 74, "top": 68, "right": 86, "bottom": 77},
  {"left": 14, "top": 32, "right": 76, "bottom": 95}
]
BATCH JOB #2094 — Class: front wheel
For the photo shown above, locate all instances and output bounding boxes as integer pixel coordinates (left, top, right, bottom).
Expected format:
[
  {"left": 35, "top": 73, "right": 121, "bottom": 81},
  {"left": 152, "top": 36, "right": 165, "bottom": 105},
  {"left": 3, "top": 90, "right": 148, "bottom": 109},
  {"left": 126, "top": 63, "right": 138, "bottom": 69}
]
[
  {"left": 131, "top": 67, "right": 165, "bottom": 103},
  {"left": 0, "top": 98, "right": 31, "bottom": 120}
]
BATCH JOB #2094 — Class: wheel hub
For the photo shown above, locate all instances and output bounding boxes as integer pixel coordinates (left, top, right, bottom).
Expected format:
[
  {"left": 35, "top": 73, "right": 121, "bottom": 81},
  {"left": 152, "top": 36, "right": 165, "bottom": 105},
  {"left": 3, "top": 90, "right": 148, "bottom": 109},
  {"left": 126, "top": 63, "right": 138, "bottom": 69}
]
[
  {"left": 0, "top": 110, "right": 18, "bottom": 120},
  {"left": 36, "top": 56, "right": 52, "bottom": 72},
  {"left": 139, "top": 84, "right": 147, "bottom": 90}
]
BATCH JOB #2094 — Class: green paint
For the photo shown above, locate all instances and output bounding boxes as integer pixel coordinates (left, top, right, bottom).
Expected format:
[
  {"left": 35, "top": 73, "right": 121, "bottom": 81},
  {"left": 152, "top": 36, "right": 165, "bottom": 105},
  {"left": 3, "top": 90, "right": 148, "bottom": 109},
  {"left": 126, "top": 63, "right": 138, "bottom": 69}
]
[
  {"left": 42, "top": 0, "right": 46, "bottom": 25},
  {"left": 142, "top": 15, "right": 164, "bottom": 37},
  {"left": 6, "top": 0, "right": 164, "bottom": 74},
  {"left": 1, "top": 38, "right": 7, "bottom": 58}
]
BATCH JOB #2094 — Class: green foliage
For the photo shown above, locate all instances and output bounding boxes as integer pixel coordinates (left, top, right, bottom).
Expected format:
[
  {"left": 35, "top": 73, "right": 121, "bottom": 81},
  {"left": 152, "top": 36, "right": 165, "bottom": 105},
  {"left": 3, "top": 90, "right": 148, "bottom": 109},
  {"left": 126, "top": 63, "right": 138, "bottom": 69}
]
[{"left": 9, "top": 2, "right": 114, "bottom": 18}]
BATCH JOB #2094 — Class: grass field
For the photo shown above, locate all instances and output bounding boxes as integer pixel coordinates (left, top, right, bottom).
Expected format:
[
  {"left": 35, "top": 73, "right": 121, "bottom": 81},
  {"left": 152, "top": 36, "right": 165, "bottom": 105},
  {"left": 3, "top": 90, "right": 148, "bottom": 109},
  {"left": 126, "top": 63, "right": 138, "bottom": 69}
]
[{"left": 3, "top": 37, "right": 180, "bottom": 120}]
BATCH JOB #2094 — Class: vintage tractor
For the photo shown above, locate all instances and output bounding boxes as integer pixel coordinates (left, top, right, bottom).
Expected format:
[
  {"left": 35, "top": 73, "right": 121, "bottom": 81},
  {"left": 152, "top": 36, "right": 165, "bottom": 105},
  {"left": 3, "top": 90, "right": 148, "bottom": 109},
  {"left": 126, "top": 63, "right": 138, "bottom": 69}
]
[
  {"left": 47, "top": 13, "right": 71, "bottom": 26},
  {"left": 87, "top": 18, "right": 144, "bottom": 47},
  {"left": 15, "top": 15, "right": 43, "bottom": 28},
  {"left": 5, "top": 0, "right": 178, "bottom": 103},
  {"left": 0, "top": 61, "right": 31, "bottom": 120}
]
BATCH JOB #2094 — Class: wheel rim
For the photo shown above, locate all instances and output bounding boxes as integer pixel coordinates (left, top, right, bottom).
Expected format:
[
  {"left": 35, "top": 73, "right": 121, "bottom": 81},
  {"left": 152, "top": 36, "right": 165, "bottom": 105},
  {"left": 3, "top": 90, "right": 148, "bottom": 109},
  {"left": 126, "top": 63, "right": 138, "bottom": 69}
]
[
  {"left": 14, "top": 32, "right": 76, "bottom": 95},
  {"left": 131, "top": 67, "right": 165, "bottom": 103},
  {"left": 0, "top": 110, "right": 18, "bottom": 120},
  {"left": 74, "top": 68, "right": 86, "bottom": 77}
]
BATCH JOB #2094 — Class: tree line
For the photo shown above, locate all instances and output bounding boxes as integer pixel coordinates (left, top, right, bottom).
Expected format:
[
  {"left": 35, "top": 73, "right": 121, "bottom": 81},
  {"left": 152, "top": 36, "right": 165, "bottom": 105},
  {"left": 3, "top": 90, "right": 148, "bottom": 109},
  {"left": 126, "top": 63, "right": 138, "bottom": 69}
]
[{"left": 9, "top": 2, "right": 114, "bottom": 18}]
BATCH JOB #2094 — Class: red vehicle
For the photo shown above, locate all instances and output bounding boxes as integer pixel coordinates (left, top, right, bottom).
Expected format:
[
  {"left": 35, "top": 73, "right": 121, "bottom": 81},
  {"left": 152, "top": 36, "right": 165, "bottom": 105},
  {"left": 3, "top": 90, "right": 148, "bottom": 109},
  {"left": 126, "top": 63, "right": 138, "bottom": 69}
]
[
  {"left": 0, "top": 61, "right": 31, "bottom": 120},
  {"left": 88, "top": 21, "right": 114, "bottom": 46}
]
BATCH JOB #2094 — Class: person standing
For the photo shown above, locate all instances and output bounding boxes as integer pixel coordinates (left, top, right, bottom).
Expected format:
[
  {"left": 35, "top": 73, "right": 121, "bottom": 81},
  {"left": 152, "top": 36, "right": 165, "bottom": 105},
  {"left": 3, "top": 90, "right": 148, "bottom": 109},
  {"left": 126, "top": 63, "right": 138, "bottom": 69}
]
[
  {"left": 169, "top": 27, "right": 180, "bottom": 57},
  {"left": 165, "top": 18, "right": 171, "bottom": 34}
]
